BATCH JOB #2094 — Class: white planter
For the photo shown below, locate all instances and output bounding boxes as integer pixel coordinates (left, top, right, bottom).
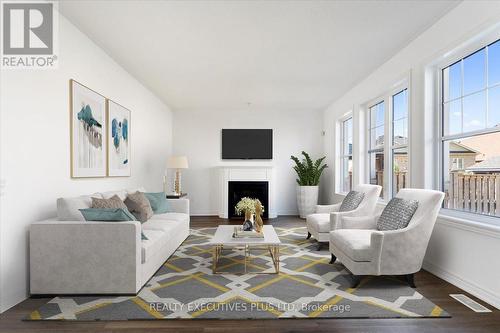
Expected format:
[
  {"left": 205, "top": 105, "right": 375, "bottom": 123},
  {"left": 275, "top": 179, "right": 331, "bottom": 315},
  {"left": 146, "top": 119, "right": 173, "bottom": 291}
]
[{"left": 296, "top": 185, "right": 319, "bottom": 219}]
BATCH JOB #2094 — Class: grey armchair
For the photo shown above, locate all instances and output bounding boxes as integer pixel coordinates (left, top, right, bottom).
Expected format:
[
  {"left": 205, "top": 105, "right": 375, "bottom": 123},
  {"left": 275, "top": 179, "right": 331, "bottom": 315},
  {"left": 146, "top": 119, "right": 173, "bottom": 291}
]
[
  {"left": 305, "top": 184, "right": 381, "bottom": 250},
  {"left": 329, "top": 188, "right": 444, "bottom": 288}
]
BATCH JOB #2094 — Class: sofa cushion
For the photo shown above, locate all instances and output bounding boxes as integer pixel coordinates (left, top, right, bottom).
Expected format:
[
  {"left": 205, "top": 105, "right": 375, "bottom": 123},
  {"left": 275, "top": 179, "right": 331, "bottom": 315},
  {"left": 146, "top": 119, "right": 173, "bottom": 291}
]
[
  {"left": 56, "top": 193, "right": 102, "bottom": 221},
  {"left": 142, "top": 218, "right": 183, "bottom": 233},
  {"left": 377, "top": 197, "right": 419, "bottom": 231},
  {"left": 141, "top": 229, "right": 167, "bottom": 264},
  {"left": 153, "top": 212, "right": 189, "bottom": 224},
  {"left": 306, "top": 213, "right": 330, "bottom": 233},
  {"left": 330, "top": 229, "right": 373, "bottom": 262},
  {"left": 339, "top": 191, "right": 365, "bottom": 212},
  {"left": 100, "top": 190, "right": 127, "bottom": 201}
]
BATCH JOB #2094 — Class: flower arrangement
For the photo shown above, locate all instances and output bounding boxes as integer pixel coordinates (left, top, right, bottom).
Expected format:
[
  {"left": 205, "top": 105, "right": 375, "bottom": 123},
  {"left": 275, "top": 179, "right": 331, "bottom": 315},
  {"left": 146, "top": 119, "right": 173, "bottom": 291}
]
[{"left": 235, "top": 197, "right": 265, "bottom": 216}]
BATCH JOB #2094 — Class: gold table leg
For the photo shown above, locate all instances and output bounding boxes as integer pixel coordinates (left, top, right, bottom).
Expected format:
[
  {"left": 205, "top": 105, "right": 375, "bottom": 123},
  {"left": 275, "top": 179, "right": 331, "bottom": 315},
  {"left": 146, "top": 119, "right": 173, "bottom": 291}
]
[{"left": 212, "top": 244, "right": 280, "bottom": 274}]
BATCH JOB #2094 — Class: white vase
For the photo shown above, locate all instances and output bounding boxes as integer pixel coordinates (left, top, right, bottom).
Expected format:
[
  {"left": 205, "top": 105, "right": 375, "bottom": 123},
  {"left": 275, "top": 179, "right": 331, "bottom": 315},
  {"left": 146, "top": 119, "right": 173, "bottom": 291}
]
[{"left": 296, "top": 185, "right": 319, "bottom": 219}]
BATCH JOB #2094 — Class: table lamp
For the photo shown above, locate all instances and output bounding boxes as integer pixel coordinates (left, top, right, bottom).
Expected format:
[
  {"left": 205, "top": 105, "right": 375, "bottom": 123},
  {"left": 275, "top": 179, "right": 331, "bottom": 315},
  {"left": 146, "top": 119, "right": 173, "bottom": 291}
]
[{"left": 167, "top": 156, "right": 189, "bottom": 195}]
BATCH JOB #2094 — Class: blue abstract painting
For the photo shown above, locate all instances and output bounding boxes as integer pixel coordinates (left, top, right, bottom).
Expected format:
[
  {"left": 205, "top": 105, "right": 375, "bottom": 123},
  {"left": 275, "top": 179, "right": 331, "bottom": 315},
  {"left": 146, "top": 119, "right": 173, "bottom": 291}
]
[
  {"left": 108, "top": 100, "right": 131, "bottom": 176},
  {"left": 71, "top": 80, "right": 107, "bottom": 177}
]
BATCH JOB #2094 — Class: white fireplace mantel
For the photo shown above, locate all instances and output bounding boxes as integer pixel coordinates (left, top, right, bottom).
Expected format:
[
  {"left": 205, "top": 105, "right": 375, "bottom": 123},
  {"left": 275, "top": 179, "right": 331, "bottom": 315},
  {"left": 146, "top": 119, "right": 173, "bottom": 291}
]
[{"left": 218, "top": 166, "right": 277, "bottom": 219}]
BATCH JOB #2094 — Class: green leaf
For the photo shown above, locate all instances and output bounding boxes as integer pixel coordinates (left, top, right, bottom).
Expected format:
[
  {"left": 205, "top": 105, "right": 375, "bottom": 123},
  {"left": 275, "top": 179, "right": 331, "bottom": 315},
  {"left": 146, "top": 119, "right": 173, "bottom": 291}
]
[{"left": 291, "top": 152, "right": 328, "bottom": 186}]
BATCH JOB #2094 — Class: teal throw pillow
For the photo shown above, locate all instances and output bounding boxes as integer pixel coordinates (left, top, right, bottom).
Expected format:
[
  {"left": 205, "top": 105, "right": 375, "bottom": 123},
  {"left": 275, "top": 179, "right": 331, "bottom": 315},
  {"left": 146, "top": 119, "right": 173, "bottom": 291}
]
[
  {"left": 145, "top": 192, "right": 169, "bottom": 214},
  {"left": 79, "top": 208, "right": 136, "bottom": 221},
  {"left": 79, "top": 208, "right": 148, "bottom": 240}
]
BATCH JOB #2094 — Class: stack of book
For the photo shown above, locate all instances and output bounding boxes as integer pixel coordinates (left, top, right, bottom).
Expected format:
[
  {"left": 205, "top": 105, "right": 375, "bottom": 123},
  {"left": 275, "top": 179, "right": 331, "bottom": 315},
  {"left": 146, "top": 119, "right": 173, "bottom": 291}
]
[{"left": 232, "top": 226, "right": 264, "bottom": 238}]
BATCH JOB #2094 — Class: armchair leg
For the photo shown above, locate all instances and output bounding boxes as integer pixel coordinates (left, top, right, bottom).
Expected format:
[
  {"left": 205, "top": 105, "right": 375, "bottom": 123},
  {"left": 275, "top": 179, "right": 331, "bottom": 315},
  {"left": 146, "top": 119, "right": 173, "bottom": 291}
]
[
  {"left": 306, "top": 232, "right": 311, "bottom": 240},
  {"left": 350, "top": 275, "right": 361, "bottom": 288},
  {"left": 405, "top": 274, "right": 416, "bottom": 288},
  {"left": 329, "top": 254, "right": 336, "bottom": 264}
]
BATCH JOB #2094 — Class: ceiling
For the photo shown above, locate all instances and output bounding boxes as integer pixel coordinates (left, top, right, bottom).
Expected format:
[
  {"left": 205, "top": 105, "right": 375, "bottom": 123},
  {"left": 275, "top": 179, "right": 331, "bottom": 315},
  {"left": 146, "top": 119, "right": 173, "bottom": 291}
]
[{"left": 59, "top": 0, "right": 459, "bottom": 112}]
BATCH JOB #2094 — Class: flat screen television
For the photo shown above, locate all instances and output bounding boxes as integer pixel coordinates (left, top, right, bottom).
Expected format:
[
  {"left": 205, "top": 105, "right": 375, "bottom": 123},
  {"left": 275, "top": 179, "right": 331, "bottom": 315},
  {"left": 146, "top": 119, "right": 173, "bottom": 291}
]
[{"left": 221, "top": 129, "right": 273, "bottom": 159}]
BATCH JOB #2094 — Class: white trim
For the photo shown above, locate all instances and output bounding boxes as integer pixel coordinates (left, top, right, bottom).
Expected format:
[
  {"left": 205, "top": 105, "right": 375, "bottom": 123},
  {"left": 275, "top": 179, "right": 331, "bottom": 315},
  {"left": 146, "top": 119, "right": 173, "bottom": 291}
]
[
  {"left": 423, "top": 260, "right": 500, "bottom": 310},
  {"left": 437, "top": 23, "right": 500, "bottom": 70},
  {"left": 337, "top": 113, "right": 353, "bottom": 194}
]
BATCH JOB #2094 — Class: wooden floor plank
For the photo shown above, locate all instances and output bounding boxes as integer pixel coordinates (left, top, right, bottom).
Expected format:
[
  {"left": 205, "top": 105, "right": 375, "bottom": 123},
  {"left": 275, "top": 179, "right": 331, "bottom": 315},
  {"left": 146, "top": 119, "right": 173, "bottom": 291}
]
[{"left": 1, "top": 216, "right": 499, "bottom": 333}]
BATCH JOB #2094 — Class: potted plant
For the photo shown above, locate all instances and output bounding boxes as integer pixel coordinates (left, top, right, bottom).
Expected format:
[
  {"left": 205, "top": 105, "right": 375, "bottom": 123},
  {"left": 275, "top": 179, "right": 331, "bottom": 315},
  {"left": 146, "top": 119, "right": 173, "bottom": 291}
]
[
  {"left": 291, "top": 151, "right": 328, "bottom": 218},
  {"left": 235, "top": 197, "right": 264, "bottom": 231}
]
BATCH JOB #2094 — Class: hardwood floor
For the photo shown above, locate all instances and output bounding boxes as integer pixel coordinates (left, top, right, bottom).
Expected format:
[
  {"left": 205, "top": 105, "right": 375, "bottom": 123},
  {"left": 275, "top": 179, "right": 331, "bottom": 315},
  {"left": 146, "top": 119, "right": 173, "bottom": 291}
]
[{"left": 1, "top": 216, "right": 499, "bottom": 333}]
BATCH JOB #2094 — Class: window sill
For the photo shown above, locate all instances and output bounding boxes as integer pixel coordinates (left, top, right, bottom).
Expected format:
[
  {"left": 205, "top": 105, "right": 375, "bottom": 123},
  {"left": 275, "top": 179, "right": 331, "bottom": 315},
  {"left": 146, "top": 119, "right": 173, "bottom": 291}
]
[{"left": 437, "top": 209, "right": 500, "bottom": 239}]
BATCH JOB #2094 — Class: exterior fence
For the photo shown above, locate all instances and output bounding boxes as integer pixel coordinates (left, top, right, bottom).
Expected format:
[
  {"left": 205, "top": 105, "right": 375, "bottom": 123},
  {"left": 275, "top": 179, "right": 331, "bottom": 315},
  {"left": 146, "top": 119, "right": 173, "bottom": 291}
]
[
  {"left": 368, "top": 170, "right": 499, "bottom": 216},
  {"left": 445, "top": 172, "right": 500, "bottom": 216},
  {"left": 372, "top": 171, "right": 408, "bottom": 194}
]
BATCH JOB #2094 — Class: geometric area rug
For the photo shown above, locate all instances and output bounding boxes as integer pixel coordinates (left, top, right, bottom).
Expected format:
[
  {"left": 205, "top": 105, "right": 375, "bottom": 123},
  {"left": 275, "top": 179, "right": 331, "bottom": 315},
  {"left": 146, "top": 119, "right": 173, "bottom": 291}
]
[{"left": 27, "top": 227, "right": 449, "bottom": 320}]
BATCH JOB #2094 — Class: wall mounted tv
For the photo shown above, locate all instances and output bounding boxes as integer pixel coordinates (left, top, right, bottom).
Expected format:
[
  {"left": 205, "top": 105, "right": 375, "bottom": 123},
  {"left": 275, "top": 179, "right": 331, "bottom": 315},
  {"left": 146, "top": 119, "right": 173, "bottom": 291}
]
[{"left": 221, "top": 129, "right": 273, "bottom": 160}]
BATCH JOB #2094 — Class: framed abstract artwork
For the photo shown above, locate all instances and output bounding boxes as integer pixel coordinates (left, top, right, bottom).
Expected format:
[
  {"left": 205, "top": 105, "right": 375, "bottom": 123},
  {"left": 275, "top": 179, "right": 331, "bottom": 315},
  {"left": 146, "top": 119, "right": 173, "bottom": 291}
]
[
  {"left": 70, "top": 80, "right": 107, "bottom": 178},
  {"left": 107, "top": 100, "right": 131, "bottom": 177}
]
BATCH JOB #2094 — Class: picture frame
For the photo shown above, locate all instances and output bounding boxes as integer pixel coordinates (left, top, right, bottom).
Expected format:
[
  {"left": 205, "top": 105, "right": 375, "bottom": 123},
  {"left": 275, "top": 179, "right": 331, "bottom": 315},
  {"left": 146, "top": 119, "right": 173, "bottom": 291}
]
[
  {"left": 70, "top": 80, "right": 107, "bottom": 178},
  {"left": 107, "top": 100, "right": 131, "bottom": 177}
]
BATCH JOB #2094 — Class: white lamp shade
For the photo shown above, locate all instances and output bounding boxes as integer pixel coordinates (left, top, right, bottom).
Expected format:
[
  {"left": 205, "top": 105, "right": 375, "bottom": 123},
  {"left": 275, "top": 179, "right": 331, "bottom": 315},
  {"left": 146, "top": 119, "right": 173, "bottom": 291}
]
[{"left": 167, "top": 156, "right": 189, "bottom": 169}]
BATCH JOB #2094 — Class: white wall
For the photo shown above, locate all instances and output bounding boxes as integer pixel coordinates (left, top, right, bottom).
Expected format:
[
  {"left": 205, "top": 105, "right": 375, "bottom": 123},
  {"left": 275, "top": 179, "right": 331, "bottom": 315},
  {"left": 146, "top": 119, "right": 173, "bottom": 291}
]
[
  {"left": 0, "top": 14, "right": 173, "bottom": 312},
  {"left": 322, "top": 1, "right": 500, "bottom": 309},
  {"left": 172, "top": 109, "right": 324, "bottom": 216}
]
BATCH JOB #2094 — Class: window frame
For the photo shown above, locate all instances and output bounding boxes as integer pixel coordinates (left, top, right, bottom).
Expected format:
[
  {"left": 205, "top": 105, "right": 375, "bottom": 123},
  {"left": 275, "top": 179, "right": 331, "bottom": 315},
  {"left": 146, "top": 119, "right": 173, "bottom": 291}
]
[
  {"left": 367, "top": 100, "right": 386, "bottom": 198},
  {"left": 337, "top": 114, "right": 353, "bottom": 194},
  {"left": 365, "top": 81, "right": 410, "bottom": 200},
  {"left": 437, "top": 36, "right": 500, "bottom": 218},
  {"left": 391, "top": 88, "right": 409, "bottom": 197}
]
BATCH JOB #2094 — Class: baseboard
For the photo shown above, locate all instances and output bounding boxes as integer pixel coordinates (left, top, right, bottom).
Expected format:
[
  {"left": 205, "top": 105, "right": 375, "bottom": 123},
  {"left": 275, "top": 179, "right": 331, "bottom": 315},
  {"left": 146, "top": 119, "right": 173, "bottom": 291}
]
[
  {"left": 423, "top": 260, "right": 500, "bottom": 310},
  {"left": 190, "top": 213, "right": 300, "bottom": 218},
  {"left": 190, "top": 213, "right": 219, "bottom": 217}
]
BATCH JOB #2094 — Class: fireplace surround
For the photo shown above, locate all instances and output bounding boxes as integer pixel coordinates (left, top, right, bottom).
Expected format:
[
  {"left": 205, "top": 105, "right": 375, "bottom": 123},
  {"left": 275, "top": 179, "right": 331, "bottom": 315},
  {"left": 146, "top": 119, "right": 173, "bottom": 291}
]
[{"left": 218, "top": 166, "right": 277, "bottom": 219}]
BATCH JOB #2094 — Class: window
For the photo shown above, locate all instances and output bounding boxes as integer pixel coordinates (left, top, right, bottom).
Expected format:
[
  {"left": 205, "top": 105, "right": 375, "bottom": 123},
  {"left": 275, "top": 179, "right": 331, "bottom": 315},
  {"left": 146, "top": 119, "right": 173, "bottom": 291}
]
[
  {"left": 441, "top": 39, "right": 500, "bottom": 217},
  {"left": 339, "top": 117, "right": 353, "bottom": 193},
  {"left": 366, "top": 83, "right": 409, "bottom": 199},
  {"left": 392, "top": 89, "right": 409, "bottom": 196},
  {"left": 451, "top": 157, "right": 465, "bottom": 171},
  {"left": 368, "top": 101, "right": 385, "bottom": 197}
]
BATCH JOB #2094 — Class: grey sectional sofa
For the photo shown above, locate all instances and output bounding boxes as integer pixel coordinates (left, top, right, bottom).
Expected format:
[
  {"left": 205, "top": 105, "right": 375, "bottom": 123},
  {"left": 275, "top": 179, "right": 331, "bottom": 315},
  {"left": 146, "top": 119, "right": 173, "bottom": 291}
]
[{"left": 29, "top": 188, "right": 190, "bottom": 295}]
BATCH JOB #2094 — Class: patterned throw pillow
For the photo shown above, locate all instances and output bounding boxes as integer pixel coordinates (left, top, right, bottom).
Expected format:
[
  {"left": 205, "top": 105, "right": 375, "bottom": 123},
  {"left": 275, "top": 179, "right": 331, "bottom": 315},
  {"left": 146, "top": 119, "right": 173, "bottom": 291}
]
[
  {"left": 339, "top": 191, "right": 365, "bottom": 212},
  {"left": 377, "top": 197, "right": 419, "bottom": 231},
  {"left": 125, "top": 191, "right": 154, "bottom": 223},
  {"left": 91, "top": 195, "right": 127, "bottom": 209}
]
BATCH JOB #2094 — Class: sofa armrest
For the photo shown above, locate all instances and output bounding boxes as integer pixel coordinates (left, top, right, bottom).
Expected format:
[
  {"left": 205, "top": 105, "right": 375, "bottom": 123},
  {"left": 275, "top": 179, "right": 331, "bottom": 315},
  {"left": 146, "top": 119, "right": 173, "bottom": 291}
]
[
  {"left": 30, "top": 219, "right": 141, "bottom": 294},
  {"left": 315, "top": 203, "right": 341, "bottom": 214},
  {"left": 168, "top": 198, "right": 190, "bottom": 215}
]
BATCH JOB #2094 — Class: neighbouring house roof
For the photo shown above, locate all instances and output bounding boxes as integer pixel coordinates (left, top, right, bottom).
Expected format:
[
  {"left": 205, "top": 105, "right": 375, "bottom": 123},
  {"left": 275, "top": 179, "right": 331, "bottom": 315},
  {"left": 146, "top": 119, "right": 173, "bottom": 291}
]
[
  {"left": 466, "top": 155, "right": 500, "bottom": 172},
  {"left": 449, "top": 141, "right": 480, "bottom": 154},
  {"left": 458, "top": 131, "right": 500, "bottom": 162}
]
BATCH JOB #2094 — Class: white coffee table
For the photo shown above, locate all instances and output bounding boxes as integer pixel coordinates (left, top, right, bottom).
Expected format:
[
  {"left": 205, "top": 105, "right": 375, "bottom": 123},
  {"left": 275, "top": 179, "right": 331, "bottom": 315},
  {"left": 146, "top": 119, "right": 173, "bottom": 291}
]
[{"left": 210, "top": 225, "right": 281, "bottom": 274}]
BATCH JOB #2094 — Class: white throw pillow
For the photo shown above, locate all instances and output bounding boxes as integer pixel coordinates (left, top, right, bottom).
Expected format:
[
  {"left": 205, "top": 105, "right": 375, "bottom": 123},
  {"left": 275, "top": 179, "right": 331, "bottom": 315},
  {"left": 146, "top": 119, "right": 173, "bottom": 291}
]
[{"left": 57, "top": 193, "right": 102, "bottom": 221}]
